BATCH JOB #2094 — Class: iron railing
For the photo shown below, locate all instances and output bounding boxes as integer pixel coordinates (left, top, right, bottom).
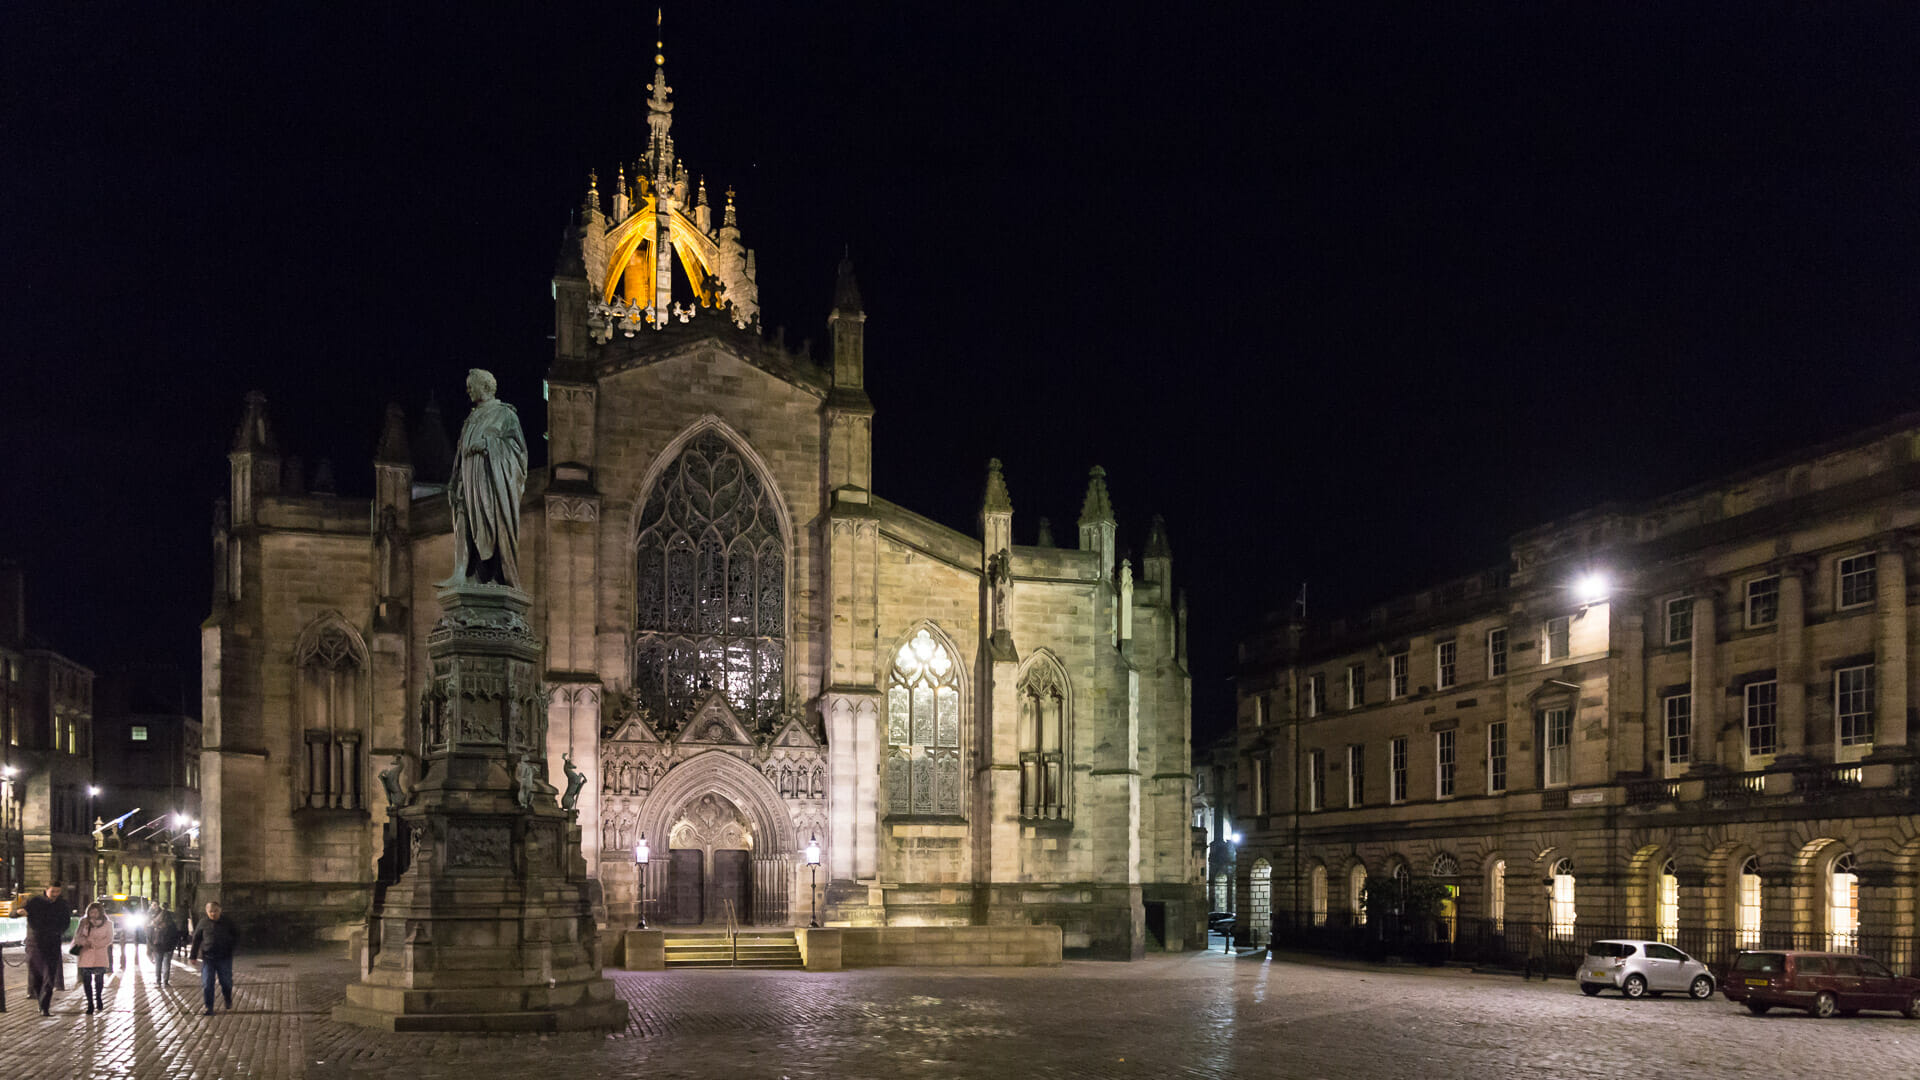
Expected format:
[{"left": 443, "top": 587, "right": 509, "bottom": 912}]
[{"left": 1270, "top": 911, "right": 1920, "bottom": 978}]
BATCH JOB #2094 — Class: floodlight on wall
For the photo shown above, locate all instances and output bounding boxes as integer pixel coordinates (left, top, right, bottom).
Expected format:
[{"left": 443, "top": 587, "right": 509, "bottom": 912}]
[{"left": 1575, "top": 572, "right": 1610, "bottom": 605}]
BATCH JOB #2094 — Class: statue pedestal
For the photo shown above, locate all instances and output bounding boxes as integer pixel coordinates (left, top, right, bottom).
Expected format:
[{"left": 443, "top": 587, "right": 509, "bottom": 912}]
[{"left": 332, "top": 585, "right": 628, "bottom": 1032}]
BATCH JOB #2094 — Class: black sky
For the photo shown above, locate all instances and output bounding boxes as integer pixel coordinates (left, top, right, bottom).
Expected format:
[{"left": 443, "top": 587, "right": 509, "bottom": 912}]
[{"left": 4, "top": 3, "right": 1918, "bottom": 743}]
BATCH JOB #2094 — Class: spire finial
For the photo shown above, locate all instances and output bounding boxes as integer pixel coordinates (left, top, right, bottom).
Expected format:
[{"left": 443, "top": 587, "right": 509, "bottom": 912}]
[
  {"left": 983, "top": 458, "right": 1013, "bottom": 515},
  {"left": 585, "top": 169, "right": 600, "bottom": 214},
  {"left": 1078, "top": 465, "right": 1115, "bottom": 526},
  {"left": 723, "top": 185, "right": 737, "bottom": 228}
]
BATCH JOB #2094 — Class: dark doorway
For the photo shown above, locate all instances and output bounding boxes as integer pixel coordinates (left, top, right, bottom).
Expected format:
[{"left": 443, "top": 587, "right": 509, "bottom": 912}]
[
  {"left": 667, "top": 848, "right": 704, "bottom": 924},
  {"left": 711, "top": 849, "right": 750, "bottom": 924},
  {"left": 1145, "top": 900, "right": 1167, "bottom": 949}
]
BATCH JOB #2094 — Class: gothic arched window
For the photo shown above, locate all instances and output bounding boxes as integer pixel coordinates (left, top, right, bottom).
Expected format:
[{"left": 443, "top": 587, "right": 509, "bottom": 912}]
[
  {"left": 631, "top": 431, "right": 785, "bottom": 733},
  {"left": 1017, "top": 657, "right": 1069, "bottom": 819},
  {"left": 886, "top": 628, "right": 962, "bottom": 816},
  {"left": 295, "top": 619, "right": 367, "bottom": 811}
]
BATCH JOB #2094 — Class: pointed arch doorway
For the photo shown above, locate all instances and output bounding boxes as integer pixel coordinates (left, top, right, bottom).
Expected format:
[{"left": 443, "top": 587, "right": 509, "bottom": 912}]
[{"left": 666, "top": 793, "right": 754, "bottom": 924}]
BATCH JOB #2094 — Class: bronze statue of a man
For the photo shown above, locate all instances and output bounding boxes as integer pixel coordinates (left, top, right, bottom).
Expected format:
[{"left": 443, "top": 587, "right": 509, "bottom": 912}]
[{"left": 447, "top": 368, "right": 527, "bottom": 588}]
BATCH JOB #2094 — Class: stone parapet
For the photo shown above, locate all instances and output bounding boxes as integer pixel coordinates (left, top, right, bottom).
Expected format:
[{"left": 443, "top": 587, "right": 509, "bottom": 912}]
[
  {"left": 795, "top": 926, "right": 842, "bottom": 970},
  {"left": 838, "top": 924, "right": 1061, "bottom": 967}
]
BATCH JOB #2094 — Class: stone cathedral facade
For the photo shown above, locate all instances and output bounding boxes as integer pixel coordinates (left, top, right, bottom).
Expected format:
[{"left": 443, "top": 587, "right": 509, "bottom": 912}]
[{"left": 200, "top": 48, "right": 1198, "bottom": 957}]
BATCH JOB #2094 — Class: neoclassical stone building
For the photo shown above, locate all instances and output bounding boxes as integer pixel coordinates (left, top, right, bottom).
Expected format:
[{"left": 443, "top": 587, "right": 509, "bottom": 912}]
[
  {"left": 201, "top": 47, "right": 1197, "bottom": 956},
  {"left": 1235, "top": 416, "right": 1920, "bottom": 970}
]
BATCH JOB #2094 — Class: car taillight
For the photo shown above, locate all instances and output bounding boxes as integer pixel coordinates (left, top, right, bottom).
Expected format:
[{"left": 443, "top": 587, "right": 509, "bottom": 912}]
[{"left": 1613, "top": 958, "right": 1625, "bottom": 967}]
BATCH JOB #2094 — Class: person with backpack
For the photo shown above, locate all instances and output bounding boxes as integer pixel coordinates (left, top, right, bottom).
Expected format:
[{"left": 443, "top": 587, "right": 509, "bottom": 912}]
[{"left": 148, "top": 906, "right": 180, "bottom": 986}]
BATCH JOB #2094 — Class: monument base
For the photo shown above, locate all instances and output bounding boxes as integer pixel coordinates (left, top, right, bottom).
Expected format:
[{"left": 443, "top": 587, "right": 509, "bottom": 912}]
[{"left": 332, "top": 583, "right": 628, "bottom": 1033}]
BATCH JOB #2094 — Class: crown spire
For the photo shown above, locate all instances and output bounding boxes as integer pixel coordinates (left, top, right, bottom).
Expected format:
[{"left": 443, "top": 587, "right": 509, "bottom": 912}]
[{"left": 646, "top": 8, "right": 674, "bottom": 182}]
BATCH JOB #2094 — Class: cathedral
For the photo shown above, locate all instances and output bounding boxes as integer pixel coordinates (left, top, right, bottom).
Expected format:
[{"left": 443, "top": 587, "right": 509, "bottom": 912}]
[{"left": 200, "top": 42, "right": 1198, "bottom": 959}]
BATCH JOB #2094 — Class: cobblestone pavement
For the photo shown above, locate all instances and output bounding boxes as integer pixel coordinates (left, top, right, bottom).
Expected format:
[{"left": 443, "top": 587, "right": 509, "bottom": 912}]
[{"left": 3, "top": 944, "right": 1919, "bottom": 1079}]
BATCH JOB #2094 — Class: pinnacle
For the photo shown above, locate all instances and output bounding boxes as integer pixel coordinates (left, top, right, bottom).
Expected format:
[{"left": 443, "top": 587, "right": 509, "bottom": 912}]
[
  {"left": 833, "top": 253, "right": 864, "bottom": 314},
  {"left": 1078, "top": 466, "right": 1114, "bottom": 526},
  {"left": 982, "top": 458, "right": 1013, "bottom": 515},
  {"left": 375, "top": 403, "right": 411, "bottom": 465}
]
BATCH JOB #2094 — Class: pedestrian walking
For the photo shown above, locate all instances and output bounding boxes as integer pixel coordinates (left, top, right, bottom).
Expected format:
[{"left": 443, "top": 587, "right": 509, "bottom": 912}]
[
  {"left": 72, "top": 902, "right": 115, "bottom": 1014},
  {"left": 148, "top": 907, "right": 180, "bottom": 986},
  {"left": 20, "top": 883, "right": 72, "bottom": 1016},
  {"left": 189, "top": 900, "right": 239, "bottom": 1015}
]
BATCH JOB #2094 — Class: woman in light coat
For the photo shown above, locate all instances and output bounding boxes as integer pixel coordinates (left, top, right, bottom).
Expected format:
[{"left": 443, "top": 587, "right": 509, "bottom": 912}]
[{"left": 72, "top": 902, "right": 116, "bottom": 1014}]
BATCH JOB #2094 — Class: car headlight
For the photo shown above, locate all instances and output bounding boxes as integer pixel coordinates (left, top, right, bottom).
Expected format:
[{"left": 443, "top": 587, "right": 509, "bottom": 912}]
[{"left": 128, "top": 914, "right": 146, "bottom": 928}]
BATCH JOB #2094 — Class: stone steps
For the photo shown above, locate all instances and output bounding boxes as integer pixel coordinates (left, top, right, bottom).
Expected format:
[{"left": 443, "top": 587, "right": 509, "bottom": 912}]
[{"left": 663, "top": 932, "right": 804, "bottom": 969}]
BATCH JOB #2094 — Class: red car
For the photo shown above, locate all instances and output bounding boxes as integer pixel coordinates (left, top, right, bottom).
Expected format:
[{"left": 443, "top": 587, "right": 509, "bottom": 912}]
[{"left": 1722, "top": 950, "right": 1920, "bottom": 1018}]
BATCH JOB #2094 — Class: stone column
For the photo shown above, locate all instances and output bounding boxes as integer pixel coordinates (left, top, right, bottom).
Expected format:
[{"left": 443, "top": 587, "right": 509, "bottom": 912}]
[
  {"left": 1874, "top": 541, "right": 1910, "bottom": 756},
  {"left": 333, "top": 586, "right": 626, "bottom": 1032},
  {"left": 1690, "top": 588, "right": 1726, "bottom": 768},
  {"left": 1775, "top": 560, "right": 1811, "bottom": 760}
]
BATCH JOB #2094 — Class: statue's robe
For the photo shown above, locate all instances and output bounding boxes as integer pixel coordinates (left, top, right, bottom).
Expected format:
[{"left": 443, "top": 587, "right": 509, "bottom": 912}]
[{"left": 449, "top": 397, "right": 527, "bottom": 587}]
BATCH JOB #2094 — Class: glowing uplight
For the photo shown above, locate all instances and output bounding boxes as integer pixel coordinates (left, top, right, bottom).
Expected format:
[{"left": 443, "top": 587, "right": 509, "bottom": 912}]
[{"left": 1575, "top": 573, "right": 1610, "bottom": 604}]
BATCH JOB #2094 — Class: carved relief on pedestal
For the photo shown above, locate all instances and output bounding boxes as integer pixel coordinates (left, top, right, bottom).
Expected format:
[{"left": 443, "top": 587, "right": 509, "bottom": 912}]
[{"left": 444, "top": 822, "right": 512, "bottom": 869}]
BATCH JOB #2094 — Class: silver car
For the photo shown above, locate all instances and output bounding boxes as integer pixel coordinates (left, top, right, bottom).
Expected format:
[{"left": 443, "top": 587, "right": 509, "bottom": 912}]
[{"left": 1578, "top": 939, "right": 1715, "bottom": 999}]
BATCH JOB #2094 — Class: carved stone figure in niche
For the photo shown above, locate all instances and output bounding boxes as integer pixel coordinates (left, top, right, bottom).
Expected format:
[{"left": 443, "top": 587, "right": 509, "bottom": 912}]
[
  {"left": 445, "top": 368, "right": 528, "bottom": 589},
  {"left": 601, "top": 817, "right": 617, "bottom": 851},
  {"left": 561, "top": 753, "right": 587, "bottom": 811},
  {"left": 421, "top": 686, "right": 448, "bottom": 748},
  {"left": 988, "top": 548, "right": 1013, "bottom": 634},
  {"left": 378, "top": 755, "right": 407, "bottom": 808},
  {"left": 515, "top": 753, "right": 538, "bottom": 809}
]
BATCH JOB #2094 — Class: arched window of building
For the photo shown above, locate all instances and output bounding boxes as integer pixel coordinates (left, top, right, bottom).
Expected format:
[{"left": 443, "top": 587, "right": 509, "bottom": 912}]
[
  {"left": 295, "top": 618, "right": 367, "bottom": 810},
  {"left": 1250, "top": 859, "right": 1273, "bottom": 945},
  {"left": 631, "top": 430, "right": 786, "bottom": 734},
  {"left": 885, "top": 627, "right": 963, "bottom": 816},
  {"left": 1488, "top": 859, "right": 1507, "bottom": 934},
  {"left": 1657, "top": 858, "right": 1679, "bottom": 941},
  {"left": 1829, "top": 851, "right": 1859, "bottom": 951},
  {"left": 1390, "top": 862, "right": 1412, "bottom": 917},
  {"left": 1309, "top": 863, "right": 1328, "bottom": 927},
  {"left": 1549, "top": 858, "right": 1577, "bottom": 940},
  {"left": 1017, "top": 656, "right": 1069, "bottom": 819},
  {"left": 1349, "top": 863, "right": 1369, "bottom": 925},
  {"left": 1737, "top": 856, "right": 1762, "bottom": 948}
]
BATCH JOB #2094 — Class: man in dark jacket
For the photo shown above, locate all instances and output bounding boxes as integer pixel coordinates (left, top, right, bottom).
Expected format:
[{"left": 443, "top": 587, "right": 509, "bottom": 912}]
[
  {"left": 21, "top": 883, "right": 73, "bottom": 1016},
  {"left": 189, "top": 901, "right": 239, "bottom": 1015}
]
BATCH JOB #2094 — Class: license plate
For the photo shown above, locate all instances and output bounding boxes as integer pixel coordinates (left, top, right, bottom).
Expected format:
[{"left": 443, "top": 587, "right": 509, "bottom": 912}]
[
  {"left": 1745, "top": 979, "right": 1768, "bottom": 986},
  {"left": 1590, "top": 970, "right": 1608, "bottom": 978}
]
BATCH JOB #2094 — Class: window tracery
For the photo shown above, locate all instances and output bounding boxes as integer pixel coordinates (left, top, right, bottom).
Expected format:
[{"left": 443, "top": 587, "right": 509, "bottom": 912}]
[
  {"left": 1018, "top": 658, "right": 1069, "bottom": 819},
  {"left": 296, "top": 620, "right": 366, "bottom": 811},
  {"left": 631, "top": 431, "right": 785, "bottom": 734},
  {"left": 886, "top": 628, "right": 962, "bottom": 816}
]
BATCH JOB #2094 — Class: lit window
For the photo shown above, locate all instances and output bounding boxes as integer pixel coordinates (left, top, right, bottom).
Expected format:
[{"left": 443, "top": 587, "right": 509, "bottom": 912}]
[
  {"left": 1542, "top": 707, "right": 1571, "bottom": 787},
  {"left": 1389, "top": 736, "right": 1408, "bottom": 803},
  {"left": 1663, "top": 693, "right": 1691, "bottom": 774},
  {"left": 130, "top": 726, "right": 148, "bottom": 742},
  {"left": 1829, "top": 852, "right": 1859, "bottom": 951},
  {"left": 1488, "top": 859, "right": 1507, "bottom": 934},
  {"left": 1435, "top": 640, "right": 1456, "bottom": 690},
  {"left": 1837, "top": 553, "right": 1877, "bottom": 610},
  {"left": 1435, "top": 730, "right": 1455, "bottom": 799},
  {"left": 1305, "top": 674, "right": 1326, "bottom": 718},
  {"left": 1549, "top": 858, "right": 1577, "bottom": 940},
  {"left": 1349, "top": 863, "right": 1368, "bottom": 925},
  {"left": 1309, "top": 864, "right": 1328, "bottom": 926},
  {"left": 1745, "top": 575, "right": 1779, "bottom": 628},
  {"left": 1487, "top": 627, "right": 1508, "bottom": 677},
  {"left": 1389, "top": 653, "right": 1409, "bottom": 699},
  {"left": 1307, "top": 750, "right": 1325, "bottom": 812},
  {"left": 1665, "top": 596, "right": 1693, "bottom": 645},
  {"left": 1544, "top": 616, "right": 1570, "bottom": 662},
  {"left": 1347, "top": 663, "right": 1366, "bottom": 709},
  {"left": 1736, "top": 857, "right": 1762, "bottom": 948},
  {"left": 1252, "top": 756, "right": 1269, "bottom": 815},
  {"left": 1744, "top": 680, "right": 1778, "bottom": 759},
  {"left": 1657, "top": 858, "right": 1678, "bottom": 942},
  {"left": 1347, "top": 744, "right": 1364, "bottom": 807},
  {"left": 1486, "top": 721, "right": 1507, "bottom": 794},
  {"left": 886, "top": 629, "right": 963, "bottom": 816},
  {"left": 1251, "top": 694, "right": 1267, "bottom": 727},
  {"left": 1836, "top": 665, "right": 1875, "bottom": 749}
]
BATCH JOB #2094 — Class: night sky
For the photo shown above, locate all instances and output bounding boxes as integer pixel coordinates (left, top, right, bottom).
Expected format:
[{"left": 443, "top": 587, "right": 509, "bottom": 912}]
[{"left": 5, "top": 3, "right": 1918, "bottom": 744}]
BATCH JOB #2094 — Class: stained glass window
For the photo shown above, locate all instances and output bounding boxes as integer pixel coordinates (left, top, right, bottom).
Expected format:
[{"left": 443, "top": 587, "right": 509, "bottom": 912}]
[
  {"left": 887, "top": 628, "right": 962, "bottom": 815},
  {"left": 631, "top": 431, "right": 785, "bottom": 733}
]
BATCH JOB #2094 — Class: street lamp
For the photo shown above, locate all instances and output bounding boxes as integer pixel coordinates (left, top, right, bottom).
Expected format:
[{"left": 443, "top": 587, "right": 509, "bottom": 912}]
[
  {"left": 803, "top": 834, "right": 821, "bottom": 928},
  {"left": 1224, "top": 830, "right": 1242, "bottom": 953},
  {"left": 88, "top": 786, "right": 102, "bottom": 900},
  {"left": 633, "top": 833, "right": 649, "bottom": 930}
]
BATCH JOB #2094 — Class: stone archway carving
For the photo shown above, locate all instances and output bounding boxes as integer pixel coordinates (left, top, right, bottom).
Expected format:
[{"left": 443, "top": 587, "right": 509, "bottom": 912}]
[{"left": 639, "top": 750, "right": 795, "bottom": 858}]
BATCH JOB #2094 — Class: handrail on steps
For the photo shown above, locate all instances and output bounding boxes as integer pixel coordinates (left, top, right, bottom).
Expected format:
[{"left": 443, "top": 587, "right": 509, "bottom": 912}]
[{"left": 723, "top": 899, "right": 738, "bottom": 967}]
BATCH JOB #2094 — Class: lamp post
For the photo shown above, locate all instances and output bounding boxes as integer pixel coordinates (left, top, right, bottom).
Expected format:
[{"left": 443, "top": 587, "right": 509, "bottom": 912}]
[
  {"left": 803, "top": 834, "right": 821, "bottom": 928},
  {"left": 88, "top": 785, "right": 102, "bottom": 901},
  {"left": 1224, "top": 830, "right": 1241, "bottom": 953},
  {"left": 633, "top": 834, "right": 649, "bottom": 930}
]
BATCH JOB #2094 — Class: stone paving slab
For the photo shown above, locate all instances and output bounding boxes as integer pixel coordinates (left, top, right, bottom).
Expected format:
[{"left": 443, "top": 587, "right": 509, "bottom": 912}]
[{"left": 3, "top": 946, "right": 1919, "bottom": 1079}]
